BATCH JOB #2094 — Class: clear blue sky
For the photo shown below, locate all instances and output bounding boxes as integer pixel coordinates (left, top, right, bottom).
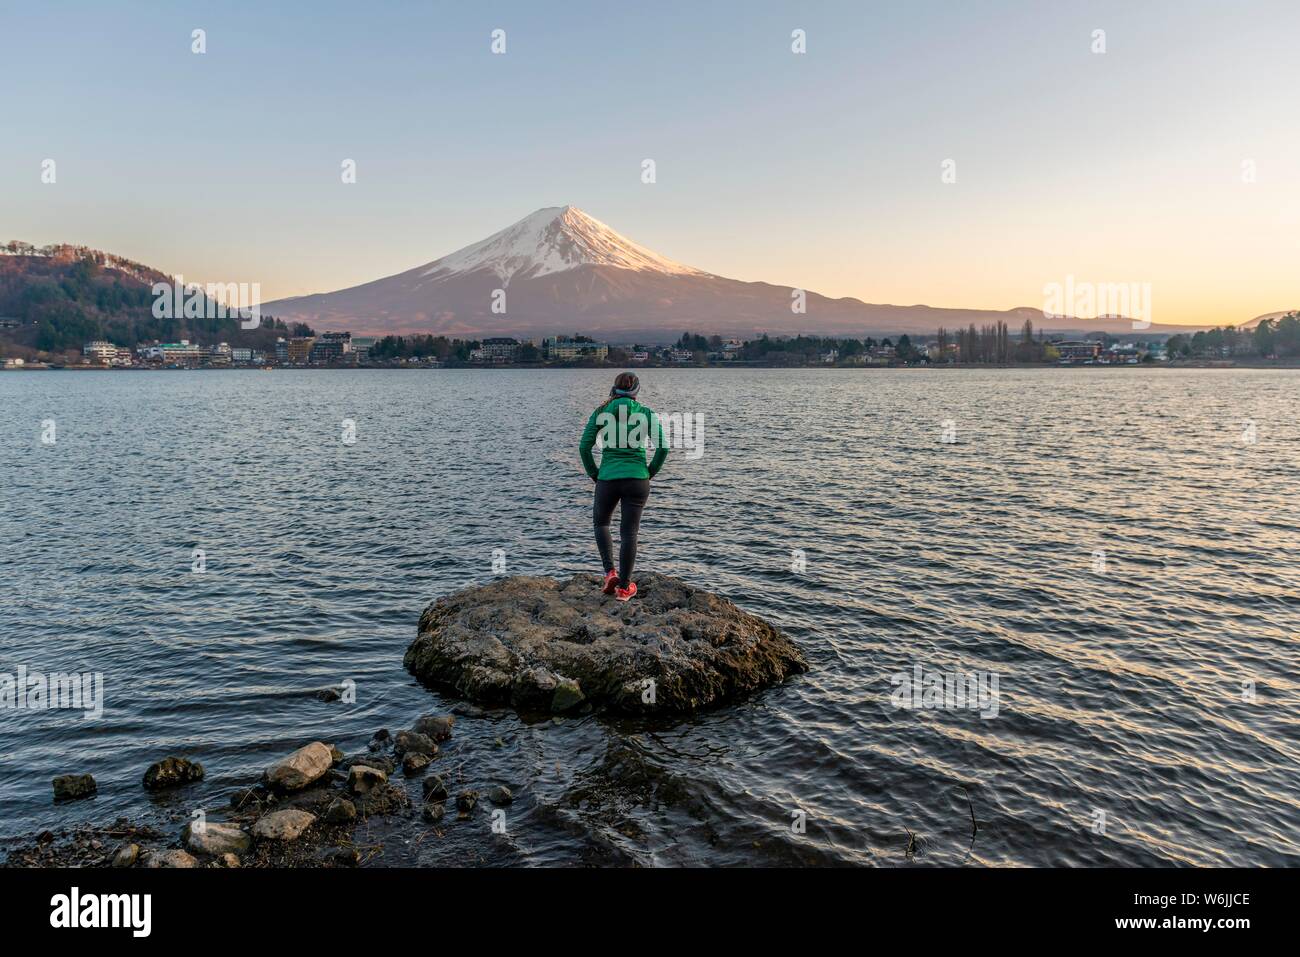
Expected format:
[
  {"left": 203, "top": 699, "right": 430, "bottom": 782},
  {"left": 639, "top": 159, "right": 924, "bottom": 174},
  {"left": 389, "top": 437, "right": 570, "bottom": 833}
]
[{"left": 3, "top": 0, "right": 1297, "bottom": 324}]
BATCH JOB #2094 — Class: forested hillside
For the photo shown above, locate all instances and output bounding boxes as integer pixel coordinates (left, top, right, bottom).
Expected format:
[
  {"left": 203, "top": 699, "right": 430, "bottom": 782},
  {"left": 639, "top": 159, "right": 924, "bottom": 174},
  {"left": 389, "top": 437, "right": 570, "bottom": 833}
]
[{"left": 0, "top": 243, "right": 306, "bottom": 357}]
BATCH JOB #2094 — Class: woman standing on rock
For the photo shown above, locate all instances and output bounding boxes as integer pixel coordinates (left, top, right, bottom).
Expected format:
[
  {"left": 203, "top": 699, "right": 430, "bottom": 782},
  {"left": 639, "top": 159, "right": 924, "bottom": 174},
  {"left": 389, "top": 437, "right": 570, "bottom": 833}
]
[{"left": 579, "top": 372, "right": 668, "bottom": 601}]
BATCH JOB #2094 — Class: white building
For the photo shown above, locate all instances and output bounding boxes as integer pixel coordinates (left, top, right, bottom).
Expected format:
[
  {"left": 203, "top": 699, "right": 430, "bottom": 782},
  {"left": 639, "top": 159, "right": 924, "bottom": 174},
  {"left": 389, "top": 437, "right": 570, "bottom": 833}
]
[{"left": 83, "top": 341, "right": 121, "bottom": 365}]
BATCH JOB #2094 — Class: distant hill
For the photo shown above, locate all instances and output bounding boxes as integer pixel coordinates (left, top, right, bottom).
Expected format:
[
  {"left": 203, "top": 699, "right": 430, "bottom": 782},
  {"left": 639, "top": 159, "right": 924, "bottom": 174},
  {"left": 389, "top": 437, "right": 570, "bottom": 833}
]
[
  {"left": 1239, "top": 311, "right": 1293, "bottom": 330},
  {"left": 263, "top": 206, "right": 1210, "bottom": 342},
  {"left": 0, "top": 243, "right": 306, "bottom": 357}
]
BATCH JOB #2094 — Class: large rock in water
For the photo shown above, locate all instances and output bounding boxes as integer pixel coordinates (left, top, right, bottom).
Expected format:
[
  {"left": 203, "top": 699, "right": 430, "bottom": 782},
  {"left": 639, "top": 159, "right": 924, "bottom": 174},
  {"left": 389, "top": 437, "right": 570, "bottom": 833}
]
[
  {"left": 264, "top": 742, "right": 332, "bottom": 792},
  {"left": 404, "top": 573, "right": 808, "bottom": 714}
]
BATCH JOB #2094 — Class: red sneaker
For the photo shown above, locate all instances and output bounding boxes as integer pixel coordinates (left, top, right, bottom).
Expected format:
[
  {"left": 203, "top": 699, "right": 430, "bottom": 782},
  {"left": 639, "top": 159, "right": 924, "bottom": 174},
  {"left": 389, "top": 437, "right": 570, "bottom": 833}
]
[
  {"left": 601, "top": 570, "right": 619, "bottom": 594},
  {"left": 614, "top": 581, "right": 637, "bottom": 602}
]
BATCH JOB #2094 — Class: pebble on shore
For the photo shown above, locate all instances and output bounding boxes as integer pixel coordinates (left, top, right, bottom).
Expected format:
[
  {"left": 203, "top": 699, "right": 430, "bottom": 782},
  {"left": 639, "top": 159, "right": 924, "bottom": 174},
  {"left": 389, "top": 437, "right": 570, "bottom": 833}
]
[
  {"left": 252, "top": 809, "right": 316, "bottom": 842},
  {"left": 182, "top": 820, "right": 250, "bottom": 857}
]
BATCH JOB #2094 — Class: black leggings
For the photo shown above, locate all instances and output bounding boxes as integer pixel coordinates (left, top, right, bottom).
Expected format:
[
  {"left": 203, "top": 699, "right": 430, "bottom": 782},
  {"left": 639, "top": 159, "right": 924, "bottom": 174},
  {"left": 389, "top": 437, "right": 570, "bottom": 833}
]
[{"left": 593, "top": 478, "right": 651, "bottom": 587}]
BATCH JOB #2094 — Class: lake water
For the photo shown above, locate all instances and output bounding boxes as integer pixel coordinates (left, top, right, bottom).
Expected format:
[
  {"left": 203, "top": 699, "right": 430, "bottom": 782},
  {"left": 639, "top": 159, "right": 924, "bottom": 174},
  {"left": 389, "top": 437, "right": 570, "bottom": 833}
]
[{"left": 1, "top": 367, "right": 1297, "bottom": 866}]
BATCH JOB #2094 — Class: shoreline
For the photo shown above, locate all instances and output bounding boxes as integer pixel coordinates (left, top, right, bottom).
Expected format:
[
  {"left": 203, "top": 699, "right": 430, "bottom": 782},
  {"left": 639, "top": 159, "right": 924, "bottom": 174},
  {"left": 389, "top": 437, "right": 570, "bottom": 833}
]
[
  {"left": 4, "top": 360, "right": 1298, "bottom": 373},
  {"left": 3, "top": 704, "right": 501, "bottom": 869}
]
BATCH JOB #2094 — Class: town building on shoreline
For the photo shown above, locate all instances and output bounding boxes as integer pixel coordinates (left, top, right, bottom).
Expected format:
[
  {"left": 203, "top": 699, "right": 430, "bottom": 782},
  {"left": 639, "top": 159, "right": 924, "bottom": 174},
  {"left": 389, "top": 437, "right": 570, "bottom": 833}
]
[
  {"left": 476, "top": 337, "right": 521, "bottom": 362},
  {"left": 351, "top": 336, "right": 376, "bottom": 363},
  {"left": 230, "top": 347, "right": 267, "bottom": 364},
  {"left": 311, "top": 331, "right": 352, "bottom": 363},
  {"left": 543, "top": 336, "right": 608, "bottom": 362},
  {"left": 139, "top": 340, "right": 203, "bottom": 365},
  {"left": 1055, "top": 340, "right": 1103, "bottom": 362},
  {"left": 83, "top": 341, "right": 123, "bottom": 365},
  {"left": 285, "top": 337, "right": 315, "bottom": 365}
]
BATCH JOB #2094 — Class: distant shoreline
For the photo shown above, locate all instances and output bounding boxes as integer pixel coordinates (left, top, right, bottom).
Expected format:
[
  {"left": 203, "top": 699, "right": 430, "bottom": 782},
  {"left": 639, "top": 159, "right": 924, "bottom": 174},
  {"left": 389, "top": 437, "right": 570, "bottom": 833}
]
[{"left": 5, "top": 360, "right": 1299, "bottom": 373}]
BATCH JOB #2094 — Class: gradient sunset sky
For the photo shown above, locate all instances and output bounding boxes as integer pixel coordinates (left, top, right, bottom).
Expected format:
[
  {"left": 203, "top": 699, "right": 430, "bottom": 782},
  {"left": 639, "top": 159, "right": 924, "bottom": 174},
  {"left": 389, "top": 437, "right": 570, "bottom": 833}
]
[{"left": 3, "top": 0, "right": 1297, "bottom": 326}]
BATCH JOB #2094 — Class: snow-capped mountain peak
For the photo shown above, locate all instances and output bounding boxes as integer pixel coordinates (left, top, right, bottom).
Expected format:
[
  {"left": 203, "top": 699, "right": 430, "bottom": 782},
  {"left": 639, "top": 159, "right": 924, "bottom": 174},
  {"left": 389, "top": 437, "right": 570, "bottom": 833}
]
[{"left": 421, "top": 206, "right": 709, "bottom": 283}]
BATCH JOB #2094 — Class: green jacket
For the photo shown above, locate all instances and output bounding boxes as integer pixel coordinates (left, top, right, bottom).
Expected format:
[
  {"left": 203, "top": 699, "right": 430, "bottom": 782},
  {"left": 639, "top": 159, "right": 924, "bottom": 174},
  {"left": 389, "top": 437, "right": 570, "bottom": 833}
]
[{"left": 579, "top": 397, "right": 669, "bottom": 481}]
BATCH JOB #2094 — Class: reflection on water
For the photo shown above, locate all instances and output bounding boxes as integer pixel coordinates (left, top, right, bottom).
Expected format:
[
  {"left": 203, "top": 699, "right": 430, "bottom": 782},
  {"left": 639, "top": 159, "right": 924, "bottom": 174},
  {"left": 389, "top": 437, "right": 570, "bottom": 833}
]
[{"left": 0, "top": 367, "right": 1297, "bottom": 865}]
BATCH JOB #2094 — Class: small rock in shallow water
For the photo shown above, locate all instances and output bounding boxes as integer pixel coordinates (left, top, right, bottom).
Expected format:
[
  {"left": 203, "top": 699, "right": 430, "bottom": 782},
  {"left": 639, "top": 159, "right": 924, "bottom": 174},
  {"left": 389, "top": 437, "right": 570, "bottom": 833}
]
[
  {"left": 354, "top": 782, "right": 410, "bottom": 816},
  {"left": 328, "top": 745, "right": 344, "bottom": 765},
  {"left": 393, "top": 730, "right": 437, "bottom": 757},
  {"left": 422, "top": 775, "right": 448, "bottom": 801},
  {"left": 145, "top": 849, "right": 199, "bottom": 868},
  {"left": 111, "top": 843, "right": 139, "bottom": 868},
  {"left": 343, "top": 753, "right": 396, "bottom": 776},
  {"left": 252, "top": 809, "right": 316, "bottom": 842},
  {"left": 450, "top": 703, "right": 484, "bottom": 719},
  {"left": 348, "top": 765, "right": 387, "bottom": 795},
  {"left": 182, "top": 820, "right": 250, "bottom": 857},
  {"left": 265, "top": 742, "right": 333, "bottom": 792},
  {"left": 320, "top": 847, "right": 359, "bottom": 867},
  {"left": 412, "top": 713, "right": 456, "bottom": 741},
  {"left": 402, "top": 752, "right": 431, "bottom": 775},
  {"left": 551, "top": 677, "right": 585, "bottom": 713},
  {"left": 322, "top": 798, "right": 356, "bottom": 825},
  {"left": 142, "top": 756, "right": 205, "bottom": 791},
  {"left": 488, "top": 785, "right": 514, "bottom": 806},
  {"left": 422, "top": 802, "right": 445, "bottom": 822},
  {"left": 456, "top": 790, "right": 478, "bottom": 815},
  {"left": 52, "top": 774, "right": 97, "bottom": 801}
]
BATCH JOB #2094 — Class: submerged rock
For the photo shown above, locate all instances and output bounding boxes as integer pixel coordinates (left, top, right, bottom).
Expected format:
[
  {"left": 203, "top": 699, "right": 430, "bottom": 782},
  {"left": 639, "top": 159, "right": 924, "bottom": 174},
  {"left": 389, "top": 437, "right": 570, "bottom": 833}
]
[
  {"left": 52, "top": 774, "right": 97, "bottom": 801},
  {"left": 422, "top": 775, "right": 448, "bottom": 802},
  {"left": 412, "top": 713, "right": 456, "bottom": 740},
  {"left": 404, "top": 573, "right": 808, "bottom": 714},
  {"left": 393, "top": 730, "right": 437, "bottom": 758},
  {"left": 402, "top": 752, "right": 431, "bottom": 775},
  {"left": 143, "top": 756, "right": 205, "bottom": 791}
]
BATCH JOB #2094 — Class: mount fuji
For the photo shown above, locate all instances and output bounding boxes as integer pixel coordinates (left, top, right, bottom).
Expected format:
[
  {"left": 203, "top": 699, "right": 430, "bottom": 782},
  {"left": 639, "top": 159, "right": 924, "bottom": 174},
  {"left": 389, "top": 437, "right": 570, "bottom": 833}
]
[{"left": 262, "top": 206, "right": 1192, "bottom": 341}]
